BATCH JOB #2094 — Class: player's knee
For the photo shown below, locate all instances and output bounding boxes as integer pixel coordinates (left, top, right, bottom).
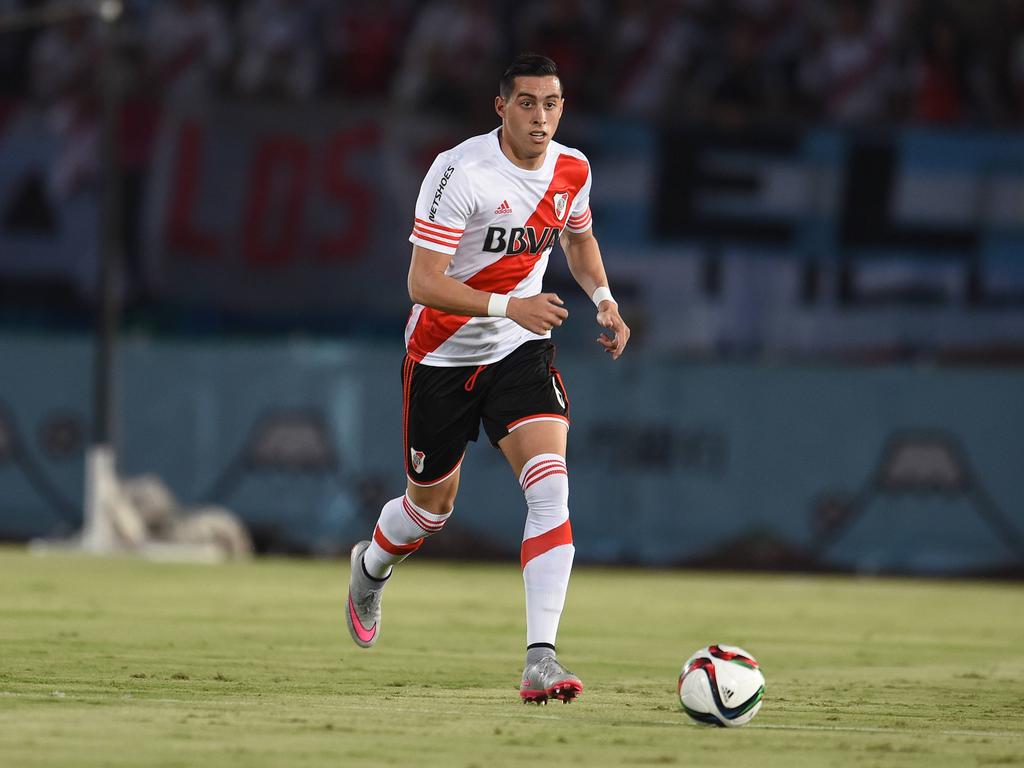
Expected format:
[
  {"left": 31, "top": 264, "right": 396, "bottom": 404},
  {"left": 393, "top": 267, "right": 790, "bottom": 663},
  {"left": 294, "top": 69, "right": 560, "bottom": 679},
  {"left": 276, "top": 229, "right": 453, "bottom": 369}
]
[
  {"left": 520, "top": 453, "right": 569, "bottom": 520},
  {"left": 524, "top": 475, "right": 569, "bottom": 513},
  {"left": 407, "top": 482, "right": 457, "bottom": 519}
]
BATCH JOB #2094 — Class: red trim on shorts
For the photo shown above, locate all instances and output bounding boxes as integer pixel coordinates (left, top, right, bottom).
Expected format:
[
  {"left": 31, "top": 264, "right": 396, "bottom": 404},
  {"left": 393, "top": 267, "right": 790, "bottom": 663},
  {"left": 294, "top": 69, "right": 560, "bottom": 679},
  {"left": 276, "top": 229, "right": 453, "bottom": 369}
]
[
  {"left": 551, "top": 367, "right": 570, "bottom": 419},
  {"left": 521, "top": 519, "right": 573, "bottom": 568},
  {"left": 407, "top": 451, "right": 465, "bottom": 488},
  {"left": 464, "top": 364, "right": 487, "bottom": 392},
  {"left": 402, "top": 356, "right": 415, "bottom": 475},
  {"left": 373, "top": 524, "right": 423, "bottom": 556},
  {"left": 506, "top": 414, "right": 570, "bottom": 432}
]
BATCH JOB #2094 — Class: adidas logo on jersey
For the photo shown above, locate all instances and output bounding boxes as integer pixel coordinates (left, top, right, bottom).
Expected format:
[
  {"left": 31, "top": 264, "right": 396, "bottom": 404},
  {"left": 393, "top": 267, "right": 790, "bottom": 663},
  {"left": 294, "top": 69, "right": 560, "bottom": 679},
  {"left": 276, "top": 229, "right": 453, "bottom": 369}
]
[{"left": 494, "top": 200, "right": 512, "bottom": 215}]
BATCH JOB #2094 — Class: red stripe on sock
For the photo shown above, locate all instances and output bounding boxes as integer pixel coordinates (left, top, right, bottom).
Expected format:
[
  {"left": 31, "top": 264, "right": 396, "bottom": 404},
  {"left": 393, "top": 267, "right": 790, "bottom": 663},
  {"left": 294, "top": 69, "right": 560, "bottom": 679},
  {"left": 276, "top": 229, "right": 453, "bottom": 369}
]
[
  {"left": 523, "top": 468, "right": 568, "bottom": 492},
  {"left": 521, "top": 458, "right": 566, "bottom": 488},
  {"left": 521, "top": 519, "right": 573, "bottom": 568},
  {"left": 373, "top": 524, "right": 423, "bottom": 556},
  {"left": 402, "top": 497, "right": 446, "bottom": 533}
]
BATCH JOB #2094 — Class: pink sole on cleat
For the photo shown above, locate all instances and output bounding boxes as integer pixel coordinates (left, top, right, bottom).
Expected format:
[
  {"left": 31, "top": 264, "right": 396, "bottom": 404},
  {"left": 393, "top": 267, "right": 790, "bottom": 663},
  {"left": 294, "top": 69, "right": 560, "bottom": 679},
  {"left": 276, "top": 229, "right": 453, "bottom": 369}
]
[{"left": 520, "top": 680, "right": 583, "bottom": 704}]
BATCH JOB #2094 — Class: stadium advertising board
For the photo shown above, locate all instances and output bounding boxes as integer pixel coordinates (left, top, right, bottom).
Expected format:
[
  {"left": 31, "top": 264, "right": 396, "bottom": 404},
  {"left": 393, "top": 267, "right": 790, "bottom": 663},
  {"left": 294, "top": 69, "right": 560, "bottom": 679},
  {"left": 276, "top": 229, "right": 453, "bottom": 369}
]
[
  {"left": 143, "top": 104, "right": 461, "bottom": 315},
  {"left": 1, "top": 335, "right": 1021, "bottom": 575},
  {"left": 138, "top": 111, "right": 1024, "bottom": 353},
  {"left": 4, "top": 106, "right": 1024, "bottom": 352}
]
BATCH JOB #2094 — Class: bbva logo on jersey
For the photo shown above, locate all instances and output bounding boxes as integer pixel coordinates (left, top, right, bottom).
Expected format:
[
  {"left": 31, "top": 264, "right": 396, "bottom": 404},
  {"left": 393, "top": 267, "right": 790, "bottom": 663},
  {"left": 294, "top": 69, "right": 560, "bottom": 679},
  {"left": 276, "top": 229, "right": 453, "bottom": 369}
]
[{"left": 482, "top": 226, "right": 561, "bottom": 255}]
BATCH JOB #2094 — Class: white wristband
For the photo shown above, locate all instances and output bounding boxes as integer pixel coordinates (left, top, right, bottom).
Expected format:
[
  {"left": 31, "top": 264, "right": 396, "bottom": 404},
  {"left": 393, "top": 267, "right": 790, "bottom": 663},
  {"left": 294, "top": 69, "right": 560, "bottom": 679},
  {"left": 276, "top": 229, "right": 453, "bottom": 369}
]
[
  {"left": 591, "top": 286, "right": 615, "bottom": 307},
  {"left": 487, "top": 292, "right": 510, "bottom": 318}
]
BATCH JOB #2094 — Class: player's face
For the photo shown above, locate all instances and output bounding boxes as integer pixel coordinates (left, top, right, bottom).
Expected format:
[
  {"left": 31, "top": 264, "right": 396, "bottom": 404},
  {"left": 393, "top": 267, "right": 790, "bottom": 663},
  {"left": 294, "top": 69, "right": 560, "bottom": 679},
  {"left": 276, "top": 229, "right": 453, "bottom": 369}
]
[{"left": 496, "top": 75, "right": 564, "bottom": 165}]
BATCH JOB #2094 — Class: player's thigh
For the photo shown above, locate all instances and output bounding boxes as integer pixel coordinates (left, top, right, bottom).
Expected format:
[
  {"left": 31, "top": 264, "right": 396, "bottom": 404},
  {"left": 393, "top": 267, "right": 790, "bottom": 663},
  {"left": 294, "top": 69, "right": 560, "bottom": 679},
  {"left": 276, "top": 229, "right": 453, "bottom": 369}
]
[
  {"left": 403, "top": 356, "right": 481, "bottom": 505},
  {"left": 481, "top": 340, "right": 570, "bottom": 477},
  {"left": 498, "top": 420, "right": 567, "bottom": 478}
]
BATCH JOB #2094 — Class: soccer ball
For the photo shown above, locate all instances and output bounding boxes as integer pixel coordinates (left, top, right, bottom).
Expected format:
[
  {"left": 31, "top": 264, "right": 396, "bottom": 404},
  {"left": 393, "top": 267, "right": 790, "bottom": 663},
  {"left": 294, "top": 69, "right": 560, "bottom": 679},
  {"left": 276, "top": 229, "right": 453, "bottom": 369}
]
[{"left": 678, "top": 645, "right": 765, "bottom": 727}]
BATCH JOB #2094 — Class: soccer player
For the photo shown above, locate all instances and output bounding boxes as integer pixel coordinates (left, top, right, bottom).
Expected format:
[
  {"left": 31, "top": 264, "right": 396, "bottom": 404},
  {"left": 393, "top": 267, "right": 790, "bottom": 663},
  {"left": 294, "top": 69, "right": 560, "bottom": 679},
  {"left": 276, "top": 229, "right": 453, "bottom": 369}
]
[{"left": 345, "top": 53, "right": 630, "bottom": 704}]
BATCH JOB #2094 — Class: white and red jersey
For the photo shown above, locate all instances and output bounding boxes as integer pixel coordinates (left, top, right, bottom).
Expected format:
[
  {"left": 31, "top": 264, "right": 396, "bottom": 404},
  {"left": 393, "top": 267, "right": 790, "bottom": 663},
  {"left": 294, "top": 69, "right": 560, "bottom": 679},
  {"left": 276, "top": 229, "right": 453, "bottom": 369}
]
[{"left": 406, "top": 127, "right": 593, "bottom": 366}]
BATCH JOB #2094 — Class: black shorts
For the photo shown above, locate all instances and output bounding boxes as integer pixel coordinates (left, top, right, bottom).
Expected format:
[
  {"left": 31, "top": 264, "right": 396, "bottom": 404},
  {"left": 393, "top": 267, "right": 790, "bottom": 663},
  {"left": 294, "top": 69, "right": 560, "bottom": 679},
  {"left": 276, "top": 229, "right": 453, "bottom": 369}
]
[{"left": 401, "top": 340, "right": 570, "bottom": 486}]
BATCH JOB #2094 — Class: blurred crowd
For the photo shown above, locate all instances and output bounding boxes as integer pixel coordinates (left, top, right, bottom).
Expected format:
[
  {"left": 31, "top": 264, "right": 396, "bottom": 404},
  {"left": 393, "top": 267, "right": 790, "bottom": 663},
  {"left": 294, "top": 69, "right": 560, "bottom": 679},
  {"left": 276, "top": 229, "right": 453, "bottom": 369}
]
[{"left": 3, "top": 0, "right": 1024, "bottom": 129}]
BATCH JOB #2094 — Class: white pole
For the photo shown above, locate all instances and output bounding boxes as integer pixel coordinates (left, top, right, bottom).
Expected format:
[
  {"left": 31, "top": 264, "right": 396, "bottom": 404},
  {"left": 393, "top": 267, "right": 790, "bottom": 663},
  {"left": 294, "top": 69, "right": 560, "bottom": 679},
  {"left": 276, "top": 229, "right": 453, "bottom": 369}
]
[{"left": 83, "top": 0, "right": 124, "bottom": 553}]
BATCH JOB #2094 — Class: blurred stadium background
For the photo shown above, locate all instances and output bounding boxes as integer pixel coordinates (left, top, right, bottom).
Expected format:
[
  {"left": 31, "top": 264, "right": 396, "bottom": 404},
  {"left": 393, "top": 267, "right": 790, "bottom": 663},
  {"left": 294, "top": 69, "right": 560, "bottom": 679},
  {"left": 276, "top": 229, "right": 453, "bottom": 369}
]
[{"left": 1, "top": 0, "right": 1023, "bottom": 575}]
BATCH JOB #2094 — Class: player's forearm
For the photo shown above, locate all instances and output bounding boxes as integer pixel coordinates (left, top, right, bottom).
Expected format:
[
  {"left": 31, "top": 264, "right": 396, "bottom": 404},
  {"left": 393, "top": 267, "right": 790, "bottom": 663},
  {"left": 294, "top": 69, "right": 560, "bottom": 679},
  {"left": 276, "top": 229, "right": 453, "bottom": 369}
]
[
  {"left": 408, "top": 269, "right": 492, "bottom": 317},
  {"left": 563, "top": 231, "right": 611, "bottom": 300}
]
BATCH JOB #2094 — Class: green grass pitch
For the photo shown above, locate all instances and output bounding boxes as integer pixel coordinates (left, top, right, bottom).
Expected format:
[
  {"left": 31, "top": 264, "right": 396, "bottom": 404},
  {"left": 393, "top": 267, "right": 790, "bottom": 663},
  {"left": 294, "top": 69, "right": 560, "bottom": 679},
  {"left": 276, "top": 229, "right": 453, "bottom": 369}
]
[{"left": 1, "top": 546, "right": 1022, "bottom": 767}]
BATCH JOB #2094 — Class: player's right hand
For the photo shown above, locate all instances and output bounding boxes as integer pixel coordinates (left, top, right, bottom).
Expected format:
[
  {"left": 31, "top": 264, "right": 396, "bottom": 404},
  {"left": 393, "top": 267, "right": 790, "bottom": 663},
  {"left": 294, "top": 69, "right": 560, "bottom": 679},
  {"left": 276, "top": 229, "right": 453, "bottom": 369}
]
[{"left": 507, "top": 293, "right": 569, "bottom": 334}]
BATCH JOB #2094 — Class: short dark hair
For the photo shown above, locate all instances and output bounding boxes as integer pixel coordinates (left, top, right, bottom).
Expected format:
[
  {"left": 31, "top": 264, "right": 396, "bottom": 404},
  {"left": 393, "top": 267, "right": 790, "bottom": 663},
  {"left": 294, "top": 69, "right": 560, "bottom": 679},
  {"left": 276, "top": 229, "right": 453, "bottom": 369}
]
[{"left": 500, "top": 54, "right": 561, "bottom": 101}]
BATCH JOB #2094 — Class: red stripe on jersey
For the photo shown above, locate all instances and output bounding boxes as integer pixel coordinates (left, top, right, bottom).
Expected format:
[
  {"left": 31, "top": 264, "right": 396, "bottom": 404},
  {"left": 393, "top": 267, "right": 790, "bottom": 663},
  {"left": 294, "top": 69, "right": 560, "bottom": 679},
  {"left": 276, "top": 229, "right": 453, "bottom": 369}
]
[
  {"left": 568, "top": 206, "right": 590, "bottom": 223},
  {"left": 413, "top": 228, "right": 459, "bottom": 242},
  {"left": 414, "top": 217, "right": 464, "bottom": 235},
  {"left": 407, "top": 154, "right": 589, "bottom": 360},
  {"left": 413, "top": 224, "right": 462, "bottom": 242},
  {"left": 373, "top": 524, "right": 423, "bottom": 556},
  {"left": 521, "top": 519, "right": 573, "bottom": 568},
  {"left": 412, "top": 229, "right": 461, "bottom": 249},
  {"left": 568, "top": 212, "right": 591, "bottom": 229}
]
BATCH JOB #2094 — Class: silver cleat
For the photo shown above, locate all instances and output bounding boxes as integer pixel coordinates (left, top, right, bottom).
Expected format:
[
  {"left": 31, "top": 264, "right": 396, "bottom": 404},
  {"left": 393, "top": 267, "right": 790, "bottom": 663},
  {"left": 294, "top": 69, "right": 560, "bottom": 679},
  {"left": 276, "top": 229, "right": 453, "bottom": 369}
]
[
  {"left": 520, "top": 657, "right": 583, "bottom": 704},
  {"left": 345, "top": 540, "right": 386, "bottom": 648}
]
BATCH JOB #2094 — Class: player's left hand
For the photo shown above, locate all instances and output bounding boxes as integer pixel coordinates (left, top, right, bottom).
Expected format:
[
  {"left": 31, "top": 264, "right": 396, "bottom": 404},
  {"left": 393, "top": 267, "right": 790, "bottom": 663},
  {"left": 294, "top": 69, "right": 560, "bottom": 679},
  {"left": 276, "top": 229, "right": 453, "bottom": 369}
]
[{"left": 595, "top": 300, "right": 630, "bottom": 360}]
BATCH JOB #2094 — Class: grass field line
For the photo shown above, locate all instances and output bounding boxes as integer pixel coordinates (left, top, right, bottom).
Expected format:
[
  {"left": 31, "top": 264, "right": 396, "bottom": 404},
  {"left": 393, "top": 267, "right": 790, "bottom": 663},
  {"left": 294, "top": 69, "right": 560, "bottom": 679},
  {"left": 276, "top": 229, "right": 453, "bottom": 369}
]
[
  {"left": 3, "top": 690, "right": 1021, "bottom": 741},
  {"left": 743, "top": 723, "right": 1021, "bottom": 738},
  {"left": 331, "top": 702, "right": 1024, "bottom": 740}
]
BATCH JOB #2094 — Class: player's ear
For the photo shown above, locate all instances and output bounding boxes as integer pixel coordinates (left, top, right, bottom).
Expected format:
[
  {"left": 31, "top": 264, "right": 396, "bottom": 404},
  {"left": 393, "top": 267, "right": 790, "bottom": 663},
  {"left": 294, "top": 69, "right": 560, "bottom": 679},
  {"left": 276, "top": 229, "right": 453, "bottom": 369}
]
[{"left": 495, "top": 96, "right": 505, "bottom": 119}]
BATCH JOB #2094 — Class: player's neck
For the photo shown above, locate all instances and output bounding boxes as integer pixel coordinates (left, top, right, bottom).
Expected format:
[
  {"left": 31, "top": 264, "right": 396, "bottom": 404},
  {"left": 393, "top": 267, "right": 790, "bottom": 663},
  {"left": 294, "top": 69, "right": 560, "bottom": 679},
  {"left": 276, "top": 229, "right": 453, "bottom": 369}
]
[{"left": 498, "top": 128, "right": 546, "bottom": 171}]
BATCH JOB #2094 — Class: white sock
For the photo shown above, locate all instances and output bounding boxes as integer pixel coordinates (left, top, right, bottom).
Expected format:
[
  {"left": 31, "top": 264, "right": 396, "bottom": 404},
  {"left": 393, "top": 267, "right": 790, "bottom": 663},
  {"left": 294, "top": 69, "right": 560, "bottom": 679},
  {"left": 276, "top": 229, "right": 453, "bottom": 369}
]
[
  {"left": 362, "top": 494, "right": 452, "bottom": 579},
  {"left": 519, "top": 453, "right": 574, "bottom": 647}
]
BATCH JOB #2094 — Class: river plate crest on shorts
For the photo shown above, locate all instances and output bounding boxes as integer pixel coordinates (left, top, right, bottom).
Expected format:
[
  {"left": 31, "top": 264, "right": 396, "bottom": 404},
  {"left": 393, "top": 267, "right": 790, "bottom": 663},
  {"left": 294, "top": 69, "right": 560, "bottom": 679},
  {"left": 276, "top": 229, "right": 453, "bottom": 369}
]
[
  {"left": 410, "top": 448, "right": 425, "bottom": 474},
  {"left": 553, "top": 192, "right": 569, "bottom": 221}
]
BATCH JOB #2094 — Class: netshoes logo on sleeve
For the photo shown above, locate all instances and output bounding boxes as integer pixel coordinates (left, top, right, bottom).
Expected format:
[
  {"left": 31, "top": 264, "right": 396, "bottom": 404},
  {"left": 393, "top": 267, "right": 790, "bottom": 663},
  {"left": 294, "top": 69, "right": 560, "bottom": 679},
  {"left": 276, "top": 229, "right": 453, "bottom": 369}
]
[{"left": 428, "top": 166, "right": 456, "bottom": 222}]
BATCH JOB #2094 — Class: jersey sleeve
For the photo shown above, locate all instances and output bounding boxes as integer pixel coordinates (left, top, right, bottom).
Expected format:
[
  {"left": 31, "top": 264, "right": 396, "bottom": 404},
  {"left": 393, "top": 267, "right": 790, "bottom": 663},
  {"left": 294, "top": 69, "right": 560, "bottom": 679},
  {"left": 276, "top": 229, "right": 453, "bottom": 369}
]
[
  {"left": 565, "top": 160, "right": 593, "bottom": 234},
  {"left": 409, "top": 153, "right": 475, "bottom": 255}
]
